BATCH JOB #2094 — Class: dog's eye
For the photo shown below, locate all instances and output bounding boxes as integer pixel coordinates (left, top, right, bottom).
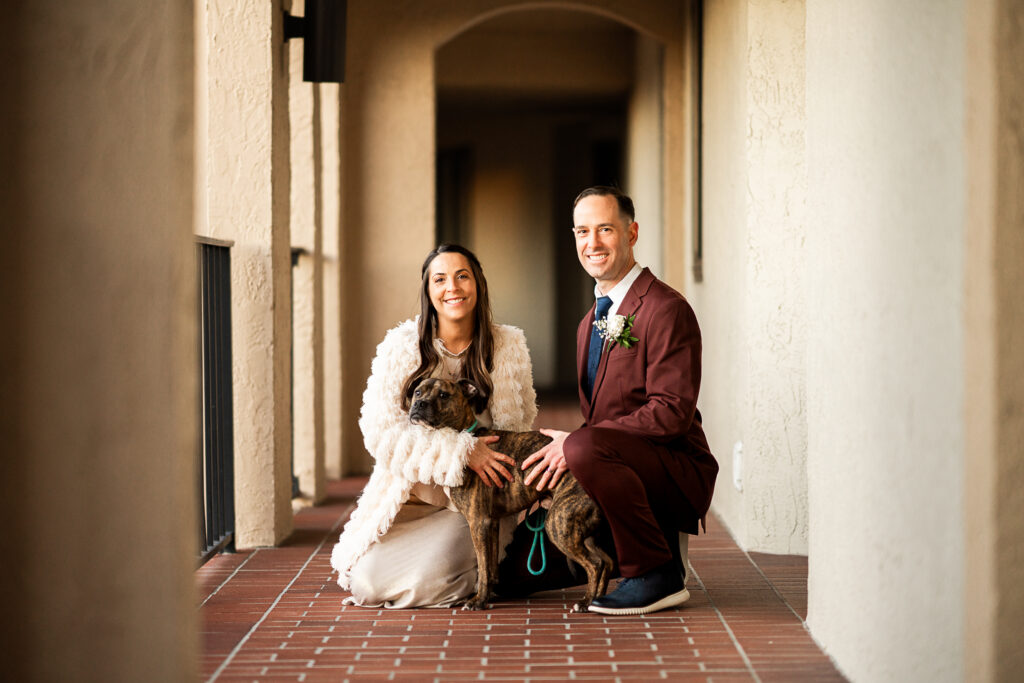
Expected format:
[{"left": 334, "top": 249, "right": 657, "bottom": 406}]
[
  {"left": 414, "top": 389, "right": 421, "bottom": 397},
  {"left": 439, "top": 391, "right": 449, "bottom": 399}
]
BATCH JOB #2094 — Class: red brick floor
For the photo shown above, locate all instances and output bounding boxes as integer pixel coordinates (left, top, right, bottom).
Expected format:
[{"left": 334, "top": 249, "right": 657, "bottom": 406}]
[{"left": 198, "top": 477, "right": 845, "bottom": 682}]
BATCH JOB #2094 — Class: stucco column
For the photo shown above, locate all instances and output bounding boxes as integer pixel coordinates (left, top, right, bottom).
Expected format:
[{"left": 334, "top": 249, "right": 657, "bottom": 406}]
[
  {"left": 196, "top": 0, "right": 294, "bottom": 546},
  {"left": 694, "top": 0, "right": 808, "bottom": 555},
  {"left": 740, "top": 0, "right": 808, "bottom": 555},
  {"left": 339, "top": 5, "right": 436, "bottom": 474},
  {"left": 289, "top": 1, "right": 327, "bottom": 503},
  {"left": 627, "top": 34, "right": 666, "bottom": 279},
  {"left": 965, "top": 1, "right": 1024, "bottom": 679},
  {"left": 321, "top": 82, "right": 344, "bottom": 480},
  {"left": 667, "top": 0, "right": 701, "bottom": 291},
  {"left": 0, "top": 3, "right": 196, "bottom": 680},
  {"left": 805, "top": 1, "right": 965, "bottom": 680}
]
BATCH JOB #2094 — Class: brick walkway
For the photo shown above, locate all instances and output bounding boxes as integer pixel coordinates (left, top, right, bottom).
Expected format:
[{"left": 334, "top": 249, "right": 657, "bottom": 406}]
[{"left": 198, "top": 478, "right": 845, "bottom": 681}]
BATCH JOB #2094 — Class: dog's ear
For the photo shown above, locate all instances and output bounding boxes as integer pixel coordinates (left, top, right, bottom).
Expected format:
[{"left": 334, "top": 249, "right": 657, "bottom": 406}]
[
  {"left": 457, "top": 378, "right": 488, "bottom": 414},
  {"left": 456, "top": 378, "right": 480, "bottom": 400}
]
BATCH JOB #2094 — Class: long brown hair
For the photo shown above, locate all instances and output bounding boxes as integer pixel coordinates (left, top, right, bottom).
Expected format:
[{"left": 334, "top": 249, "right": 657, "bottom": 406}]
[{"left": 400, "top": 244, "right": 495, "bottom": 410}]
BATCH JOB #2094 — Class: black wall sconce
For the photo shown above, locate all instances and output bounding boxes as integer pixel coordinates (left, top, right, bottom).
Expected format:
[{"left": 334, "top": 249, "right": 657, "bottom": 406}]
[{"left": 284, "top": 0, "right": 347, "bottom": 83}]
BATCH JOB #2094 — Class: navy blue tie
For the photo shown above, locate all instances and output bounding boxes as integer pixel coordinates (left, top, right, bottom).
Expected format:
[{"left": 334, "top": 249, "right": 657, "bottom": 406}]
[{"left": 585, "top": 296, "right": 613, "bottom": 400}]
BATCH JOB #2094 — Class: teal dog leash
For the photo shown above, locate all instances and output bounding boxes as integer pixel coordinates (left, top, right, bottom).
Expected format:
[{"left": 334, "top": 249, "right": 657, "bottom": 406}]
[{"left": 525, "top": 508, "right": 547, "bottom": 576}]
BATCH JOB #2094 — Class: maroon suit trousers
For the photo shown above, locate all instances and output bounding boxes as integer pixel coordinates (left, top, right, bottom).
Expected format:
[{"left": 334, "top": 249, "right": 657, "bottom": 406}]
[{"left": 564, "top": 426, "right": 695, "bottom": 577}]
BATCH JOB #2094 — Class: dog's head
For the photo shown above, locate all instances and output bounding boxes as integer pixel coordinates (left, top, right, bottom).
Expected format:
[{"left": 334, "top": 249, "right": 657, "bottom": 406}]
[{"left": 408, "top": 377, "right": 486, "bottom": 431}]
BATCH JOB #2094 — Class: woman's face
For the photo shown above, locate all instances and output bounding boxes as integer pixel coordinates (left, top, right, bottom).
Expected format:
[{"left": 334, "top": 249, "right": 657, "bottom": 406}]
[{"left": 427, "top": 251, "right": 478, "bottom": 327}]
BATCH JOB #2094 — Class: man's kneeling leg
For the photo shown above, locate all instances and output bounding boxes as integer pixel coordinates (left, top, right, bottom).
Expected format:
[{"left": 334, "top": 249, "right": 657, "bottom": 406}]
[{"left": 564, "top": 427, "right": 690, "bottom": 615}]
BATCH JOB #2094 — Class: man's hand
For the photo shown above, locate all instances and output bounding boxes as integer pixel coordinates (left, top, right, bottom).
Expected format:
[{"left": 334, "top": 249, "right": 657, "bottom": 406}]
[
  {"left": 467, "top": 435, "right": 514, "bottom": 488},
  {"left": 522, "top": 429, "right": 570, "bottom": 491}
]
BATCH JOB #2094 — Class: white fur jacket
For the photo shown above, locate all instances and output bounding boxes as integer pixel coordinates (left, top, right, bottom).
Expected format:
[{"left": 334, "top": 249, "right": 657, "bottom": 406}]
[{"left": 330, "top": 318, "right": 537, "bottom": 589}]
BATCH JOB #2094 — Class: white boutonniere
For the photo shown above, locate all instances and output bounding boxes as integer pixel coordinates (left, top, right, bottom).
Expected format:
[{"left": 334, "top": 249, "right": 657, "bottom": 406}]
[{"left": 594, "top": 313, "right": 639, "bottom": 350}]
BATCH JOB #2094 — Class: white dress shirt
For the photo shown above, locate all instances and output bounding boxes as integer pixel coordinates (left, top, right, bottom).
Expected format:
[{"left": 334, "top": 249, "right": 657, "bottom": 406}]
[{"left": 595, "top": 262, "right": 643, "bottom": 319}]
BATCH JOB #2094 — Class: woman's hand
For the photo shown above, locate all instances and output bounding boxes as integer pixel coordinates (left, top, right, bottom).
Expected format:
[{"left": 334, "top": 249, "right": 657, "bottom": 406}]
[
  {"left": 467, "top": 436, "right": 515, "bottom": 488},
  {"left": 522, "top": 429, "right": 570, "bottom": 491}
]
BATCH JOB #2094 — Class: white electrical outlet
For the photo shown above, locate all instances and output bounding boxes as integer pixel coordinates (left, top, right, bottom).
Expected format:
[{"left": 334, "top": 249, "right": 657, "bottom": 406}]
[{"left": 732, "top": 441, "right": 743, "bottom": 492}]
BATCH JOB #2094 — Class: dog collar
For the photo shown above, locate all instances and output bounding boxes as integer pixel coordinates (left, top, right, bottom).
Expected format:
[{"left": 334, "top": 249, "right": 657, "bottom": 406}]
[{"left": 465, "top": 419, "right": 479, "bottom": 434}]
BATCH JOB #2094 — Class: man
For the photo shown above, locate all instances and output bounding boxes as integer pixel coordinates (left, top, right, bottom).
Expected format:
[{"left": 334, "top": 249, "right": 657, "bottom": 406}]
[{"left": 523, "top": 186, "right": 718, "bottom": 616}]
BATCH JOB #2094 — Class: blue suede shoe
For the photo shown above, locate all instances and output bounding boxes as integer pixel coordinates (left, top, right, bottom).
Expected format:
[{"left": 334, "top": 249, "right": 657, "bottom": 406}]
[{"left": 588, "top": 562, "right": 689, "bottom": 615}]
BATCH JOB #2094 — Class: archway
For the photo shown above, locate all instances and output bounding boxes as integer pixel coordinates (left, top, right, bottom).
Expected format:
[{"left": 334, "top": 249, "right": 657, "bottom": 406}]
[{"left": 337, "top": 0, "right": 696, "bottom": 475}]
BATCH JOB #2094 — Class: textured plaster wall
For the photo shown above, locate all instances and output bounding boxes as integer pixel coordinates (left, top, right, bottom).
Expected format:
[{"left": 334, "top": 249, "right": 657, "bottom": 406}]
[
  {"left": 805, "top": 1, "right": 965, "bottom": 680},
  {"left": 693, "top": 0, "right": 749, "bottom": 546},
  {"left": 693, "top": 0, "right": 808, "bottom": 555},
  {"left": 289, "top": 4, "right": 327, "bottom": 503},
  {"left": 661, "top": 3, "right": 701, "bottom": 292},
  {"left": 321, "top": 83, "right": 344, "bottom": 480},
  {"left": 340, "top": 0, "right": 689, "bottom": 473},
  {"left": 964, "top": 0, "right": 1024, "bottom": 679},
  {"left": 196, "top": 0, "right": 294, "bottom": 546},
  {"left": 339, "top": 0, "right": 434, "bottom": 472},
  {"left": 1, "top": 2, "right": 197, "bottom": 679},
  {"left": 626, "top": 34, "right": 665, "bottom": 279},
  {"left": 741, "top": 0, "right": 807, "bottom": 554}
]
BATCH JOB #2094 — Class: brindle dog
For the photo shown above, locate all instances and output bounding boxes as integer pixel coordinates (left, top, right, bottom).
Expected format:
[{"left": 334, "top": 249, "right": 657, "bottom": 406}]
[{"left": 409, "top": 377, "right": 613, "bottom": 612}]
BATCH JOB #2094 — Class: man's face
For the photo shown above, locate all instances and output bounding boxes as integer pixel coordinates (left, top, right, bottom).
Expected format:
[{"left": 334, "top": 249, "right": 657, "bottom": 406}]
[{"left": 572, "top": 194, "right": 638, "bottom": 292}]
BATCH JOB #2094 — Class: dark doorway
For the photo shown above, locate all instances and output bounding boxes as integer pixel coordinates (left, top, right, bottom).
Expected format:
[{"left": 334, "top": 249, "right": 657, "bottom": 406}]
[
  {"left": 436, "top": 9, "right": 648, "bottom": 394},
  {"left": 437, "top": 97, "right": 625, "bottom": 393},
  {"left": 551, "top": 117, "right": 626, "bottom": 390},
  {"left": 436, "top": 145, "right": 473, "bottom": 246}
]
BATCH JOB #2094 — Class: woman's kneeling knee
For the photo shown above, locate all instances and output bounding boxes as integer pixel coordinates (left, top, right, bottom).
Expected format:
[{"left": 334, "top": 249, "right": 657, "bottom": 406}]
[{"left": 348, "top": 555, "right": 386, "bottom": 605}]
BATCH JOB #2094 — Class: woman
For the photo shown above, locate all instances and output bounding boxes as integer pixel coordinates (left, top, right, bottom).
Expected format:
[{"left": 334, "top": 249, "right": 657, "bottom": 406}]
[{"left": 330, "top": 243, "right": 537, "bottom": 607}]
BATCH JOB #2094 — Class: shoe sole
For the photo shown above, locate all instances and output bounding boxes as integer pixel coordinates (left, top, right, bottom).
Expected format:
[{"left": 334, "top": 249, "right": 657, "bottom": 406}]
[{"left": 587, "top": 588, "right": 690, "bottom": 616}]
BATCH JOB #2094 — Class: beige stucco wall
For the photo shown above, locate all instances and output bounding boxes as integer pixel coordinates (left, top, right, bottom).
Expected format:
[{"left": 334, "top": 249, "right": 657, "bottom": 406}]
[
  {"left": 340, "top": 0, "right": 689, "bottom": 473},
  {"left": 196, "top": 0, "right": 294, "bottom": 545},
  {"left": 321, "top": 82, "right": 344, "bottom": 479},
  {"left": 626, "top": 34, "right": 665, "bottom": 279},
  {"left": 742, "top": 0, "right": 808, "bottom": 555},
  {"left": 693, "top": 0, "right": 750, "bottom": 547},
  {"left": 436, "top": 21, "right": 633, "bottom": 95},
  {"left": 661, "top": 3, "right": 700, "bottom": 292},
  {"left": 289, "top": 5, "right": 327, "bottom": 503},
  {"left": 964, "top": 1, "right": 1024, "bottom": 680},
  {"left": 805, "top": 1, "right": 965, "bottom": 680},
  {"left": 1, "top": 2, "right": 197, "bottom": 679},
  {"left": 693, "top": 0, "right": 808, "bottom": 555}
]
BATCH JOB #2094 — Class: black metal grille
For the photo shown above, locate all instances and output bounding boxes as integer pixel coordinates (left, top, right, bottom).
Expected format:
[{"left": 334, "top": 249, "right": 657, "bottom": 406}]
[{"left": 197, "top": 239, "right": 236, "bottom": 564}]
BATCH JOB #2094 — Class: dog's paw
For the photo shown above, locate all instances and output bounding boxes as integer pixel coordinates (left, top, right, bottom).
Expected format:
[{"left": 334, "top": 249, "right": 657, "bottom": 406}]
[
  {"left": 461, "top": 599, "right": 490, "bottom": 611},
  {"left": 571, "top": 600, "right": 590, "bottom": 613}
]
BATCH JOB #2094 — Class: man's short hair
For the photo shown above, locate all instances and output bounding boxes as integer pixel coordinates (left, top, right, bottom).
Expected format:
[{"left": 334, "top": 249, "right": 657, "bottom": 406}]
[{"left": 573, "top": 186, "right": 635, "bottom": 224}]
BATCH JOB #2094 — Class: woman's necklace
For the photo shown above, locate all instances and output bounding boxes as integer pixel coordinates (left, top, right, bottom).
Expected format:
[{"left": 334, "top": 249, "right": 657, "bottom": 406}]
[
  {"left": 436, "top": 336, "right": 470, "bottom": 355},
  {"left": 435, "top": 337, "right": 469, "bottom": 380}
]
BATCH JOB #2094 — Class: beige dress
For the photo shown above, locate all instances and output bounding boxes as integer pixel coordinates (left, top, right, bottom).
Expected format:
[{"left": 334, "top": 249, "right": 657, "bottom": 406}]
[{"left": 345, "top": 339, "right": 514, "bottom": 608}]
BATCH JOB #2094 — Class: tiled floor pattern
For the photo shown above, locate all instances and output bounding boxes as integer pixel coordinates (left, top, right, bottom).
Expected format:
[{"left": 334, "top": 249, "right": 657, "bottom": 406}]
[{"left": 199, "top": 478, "right": 845, "bottom": 682}]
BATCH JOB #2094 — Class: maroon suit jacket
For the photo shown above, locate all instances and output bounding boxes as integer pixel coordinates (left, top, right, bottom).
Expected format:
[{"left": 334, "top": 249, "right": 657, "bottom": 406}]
[{"left": 577, "top": 268, "right": 718, "bottom": 531}]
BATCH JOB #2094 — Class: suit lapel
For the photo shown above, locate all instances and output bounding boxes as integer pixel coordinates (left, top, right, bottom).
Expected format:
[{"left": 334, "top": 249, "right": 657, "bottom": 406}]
[{"left": 585, "top": 268, "right": 655, "bottom": 421}]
